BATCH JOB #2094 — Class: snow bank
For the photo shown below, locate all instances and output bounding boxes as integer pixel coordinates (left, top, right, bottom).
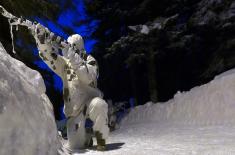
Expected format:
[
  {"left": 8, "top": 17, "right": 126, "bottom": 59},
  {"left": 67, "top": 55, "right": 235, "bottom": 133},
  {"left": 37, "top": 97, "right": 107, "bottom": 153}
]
[
  {"left": 83, "top": 69, "right": 235, "bottom": 155},
  {"left": 0, "top": 43, "right": 59, "bottom": 155},
  {"left": 122, "top": 68, "right": 235, "bottom": 126}
]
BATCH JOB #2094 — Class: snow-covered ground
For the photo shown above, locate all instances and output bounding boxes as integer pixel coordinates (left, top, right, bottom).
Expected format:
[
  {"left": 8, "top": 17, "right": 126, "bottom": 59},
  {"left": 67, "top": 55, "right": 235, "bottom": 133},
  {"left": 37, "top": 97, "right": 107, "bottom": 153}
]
[
  {"left": 82, "top": 124, "right": 235, "bottom": 155},
  {"left": 71, "top": 68, "right": 235, "bottom": 155}
]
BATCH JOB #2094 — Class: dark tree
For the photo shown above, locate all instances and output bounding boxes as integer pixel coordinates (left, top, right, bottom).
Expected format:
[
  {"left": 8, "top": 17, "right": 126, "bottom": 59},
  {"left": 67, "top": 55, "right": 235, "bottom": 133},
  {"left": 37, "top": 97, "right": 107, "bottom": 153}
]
[{"left": 84, "top": 0, "right": 235, "bottom": 105}]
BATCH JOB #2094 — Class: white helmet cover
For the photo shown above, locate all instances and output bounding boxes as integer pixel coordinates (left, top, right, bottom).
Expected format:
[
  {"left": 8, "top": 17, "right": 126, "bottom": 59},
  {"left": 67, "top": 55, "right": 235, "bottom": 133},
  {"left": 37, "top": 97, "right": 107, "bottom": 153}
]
[{"left": 67, "top": 34, "right": 85, "bottom": 51}]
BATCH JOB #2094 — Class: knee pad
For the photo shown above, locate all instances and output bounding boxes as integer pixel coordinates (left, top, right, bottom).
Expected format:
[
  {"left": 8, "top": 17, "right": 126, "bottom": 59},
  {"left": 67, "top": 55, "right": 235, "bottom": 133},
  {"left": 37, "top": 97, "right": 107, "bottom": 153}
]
[
  {"left": 88, "top": 97, "right": 108, "bottom": 125},
  {"left": 89, "top": 97, "right": 108, "bottom": 114}
]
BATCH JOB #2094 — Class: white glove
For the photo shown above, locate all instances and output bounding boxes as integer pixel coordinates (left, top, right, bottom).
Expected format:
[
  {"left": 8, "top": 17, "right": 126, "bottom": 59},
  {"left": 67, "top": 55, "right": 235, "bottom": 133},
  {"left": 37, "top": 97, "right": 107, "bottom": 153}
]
[{"left": 63, "top": 47, "right": 84, "bottom": 66}]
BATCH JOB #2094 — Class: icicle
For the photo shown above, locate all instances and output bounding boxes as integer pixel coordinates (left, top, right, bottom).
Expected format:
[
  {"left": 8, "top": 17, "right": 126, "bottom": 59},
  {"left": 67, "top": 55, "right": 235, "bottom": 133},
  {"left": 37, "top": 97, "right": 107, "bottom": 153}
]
[
  {"left": 16, "top": 25, "right": 19, "bottom": 31},
  {"left": 8, "top": 19, "right": 16, "bottom": 54}
]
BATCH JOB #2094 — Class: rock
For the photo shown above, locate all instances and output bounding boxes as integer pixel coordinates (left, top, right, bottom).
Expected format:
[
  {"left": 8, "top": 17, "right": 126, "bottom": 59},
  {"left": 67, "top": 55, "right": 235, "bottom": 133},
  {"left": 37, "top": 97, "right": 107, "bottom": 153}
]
[{"left": 0, "top": 42, "right": 59, "bottom": 155}]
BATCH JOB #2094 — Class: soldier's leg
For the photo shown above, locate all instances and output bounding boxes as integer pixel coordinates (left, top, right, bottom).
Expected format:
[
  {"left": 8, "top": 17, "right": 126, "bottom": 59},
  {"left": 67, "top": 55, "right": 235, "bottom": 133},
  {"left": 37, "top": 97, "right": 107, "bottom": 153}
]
[
  {"left": 87, "top": 97, "right": 109, "bottom": 151},
  {"left": 67, "top": 114, "right": 87, "bottom": 149}
]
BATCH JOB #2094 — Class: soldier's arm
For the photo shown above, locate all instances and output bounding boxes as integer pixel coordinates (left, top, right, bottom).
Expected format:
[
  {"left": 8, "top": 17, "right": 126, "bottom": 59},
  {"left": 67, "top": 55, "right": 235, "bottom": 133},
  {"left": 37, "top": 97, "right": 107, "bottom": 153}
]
[
  {"left": 31, "top": 23, "right": 69, "bottom": 77},
  {"left": 37, "top": 44, "right": 67, "bottom": 77}
]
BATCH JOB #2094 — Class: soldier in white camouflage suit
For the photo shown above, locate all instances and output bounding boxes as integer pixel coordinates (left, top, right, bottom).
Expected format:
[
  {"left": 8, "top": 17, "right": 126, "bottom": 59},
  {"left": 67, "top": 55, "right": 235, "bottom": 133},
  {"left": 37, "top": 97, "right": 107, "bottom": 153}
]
[
  {"left": 34, "top": 24, "right": 109, "bottom": 151},
  {"left": 3, "top": 11, "right": 109, "bottom": 150}
]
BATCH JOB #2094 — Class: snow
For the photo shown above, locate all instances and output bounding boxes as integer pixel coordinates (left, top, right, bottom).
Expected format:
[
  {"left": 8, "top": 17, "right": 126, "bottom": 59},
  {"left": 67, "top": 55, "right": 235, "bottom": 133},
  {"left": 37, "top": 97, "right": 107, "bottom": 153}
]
[
  {"left": 128, "top": 25, "right": 150, "bottom": 34},
  {"left": 0, "top": 42, "right": 60, "bottom": 155},
  {"left": 140, "top": 25, "right": 150, "bottom": 34},
  {"left": 123, "top": 69, "right": 235, "bottom": 126},
  {"left": 71, "top": 67, "right": 235, "bottom": 154}
]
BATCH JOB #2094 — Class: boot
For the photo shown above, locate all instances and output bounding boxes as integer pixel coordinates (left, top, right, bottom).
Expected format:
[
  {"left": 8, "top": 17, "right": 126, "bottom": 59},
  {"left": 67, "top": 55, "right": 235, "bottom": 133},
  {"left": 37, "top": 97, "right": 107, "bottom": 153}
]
[
  {"left": 95, "top": 131, "right": 106, "bottom": 151},
  {"left": 85, "top": 128, "right": 93, "bottom": 148},
  {"left": 85, "top": 137, "right": 93, "bottom": 148}
]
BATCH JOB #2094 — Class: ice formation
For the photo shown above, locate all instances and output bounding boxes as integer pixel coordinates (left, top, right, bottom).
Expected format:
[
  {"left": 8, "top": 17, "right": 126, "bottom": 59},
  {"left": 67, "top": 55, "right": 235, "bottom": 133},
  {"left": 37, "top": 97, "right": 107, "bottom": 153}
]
[{"left": 0, "top": 42, "right": 59, "bottom": 155}]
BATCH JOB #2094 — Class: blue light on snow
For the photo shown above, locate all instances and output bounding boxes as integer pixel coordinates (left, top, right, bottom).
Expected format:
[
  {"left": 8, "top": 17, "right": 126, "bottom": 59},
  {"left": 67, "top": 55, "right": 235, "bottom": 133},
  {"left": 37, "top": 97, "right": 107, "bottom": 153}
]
[
  {"left": 57, "top": 9, "right": 76, "bottom": 27},
  {"left": 28, "top": 46, "right": 39, "bottom": 56},
  {"left": 35, "top": 17, "right": 68, "bottom": 39},
  {"left": 34, "top": 0, "right": 100, "bottom": 53},
  {"left": 59, "top": 105, "right": 66, "bottom": 119},
  {"left": 85, "top": 39, "right": 97, "bottom": 54},
  {"left": 56, "top": 0, "right": 99, "bottom": 52},
  {"left": 53, "top": 74, "right": 63, "bottom": 92},
  {"left": 34, "top": 60, "right": 50, "bottom": 70}
]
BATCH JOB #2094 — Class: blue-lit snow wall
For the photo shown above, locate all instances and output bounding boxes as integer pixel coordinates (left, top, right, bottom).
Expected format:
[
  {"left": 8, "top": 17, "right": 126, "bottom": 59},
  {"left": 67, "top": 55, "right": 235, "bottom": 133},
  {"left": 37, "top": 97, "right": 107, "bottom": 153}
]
[{"left": 32, "top": 0, "right": 99, "bottom": 120}]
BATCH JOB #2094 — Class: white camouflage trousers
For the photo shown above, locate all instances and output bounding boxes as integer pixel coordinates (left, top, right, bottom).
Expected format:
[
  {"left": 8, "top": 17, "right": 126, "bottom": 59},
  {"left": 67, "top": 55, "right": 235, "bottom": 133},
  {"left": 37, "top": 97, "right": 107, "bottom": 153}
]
[{"left": 67, "top": 97, "right": 109, "bottom": 149}]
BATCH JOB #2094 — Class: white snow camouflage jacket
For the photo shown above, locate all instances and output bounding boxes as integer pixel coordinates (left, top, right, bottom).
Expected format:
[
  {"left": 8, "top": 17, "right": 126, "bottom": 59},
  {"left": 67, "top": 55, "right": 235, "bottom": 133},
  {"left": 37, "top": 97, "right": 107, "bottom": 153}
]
[{"left": 30, "top": 23, "right": 103, "bottom": 117}]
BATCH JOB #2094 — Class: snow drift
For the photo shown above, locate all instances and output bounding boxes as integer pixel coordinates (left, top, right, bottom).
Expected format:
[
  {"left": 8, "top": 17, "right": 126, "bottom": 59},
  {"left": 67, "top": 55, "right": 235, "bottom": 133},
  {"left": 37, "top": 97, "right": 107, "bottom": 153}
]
[
  {"left": 0, "top": 42, "right": 59, "bottom": 155},
  {"left": 122, "top": 68, "right": 235, "bottom": 126}
]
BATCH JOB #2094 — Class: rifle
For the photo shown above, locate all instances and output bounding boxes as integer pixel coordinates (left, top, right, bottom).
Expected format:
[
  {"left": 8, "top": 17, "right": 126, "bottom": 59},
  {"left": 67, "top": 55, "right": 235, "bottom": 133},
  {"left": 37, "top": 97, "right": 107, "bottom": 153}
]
[
  {"left": 0, "top": 5, "right": 34, "bottom": 27},
  {"left": 0, "top": 5, "right": 87, "bottom": 58}
]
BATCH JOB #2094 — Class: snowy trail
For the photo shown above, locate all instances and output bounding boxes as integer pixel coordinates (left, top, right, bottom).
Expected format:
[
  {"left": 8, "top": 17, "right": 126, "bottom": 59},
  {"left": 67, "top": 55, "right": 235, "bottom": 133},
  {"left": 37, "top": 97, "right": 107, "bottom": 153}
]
[
  {"left": 71, "top": 123, "right": 235, "bottom": 155},
  {"left": 67, "top": 68, "right": 235, "bottom": 155}
]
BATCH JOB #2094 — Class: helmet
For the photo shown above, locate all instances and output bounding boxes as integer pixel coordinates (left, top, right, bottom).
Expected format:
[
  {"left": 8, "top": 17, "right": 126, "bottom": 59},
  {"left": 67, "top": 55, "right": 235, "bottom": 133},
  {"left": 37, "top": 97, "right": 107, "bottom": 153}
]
[{"left": 67, "top": 34, "right": 85, "bottom": 51}]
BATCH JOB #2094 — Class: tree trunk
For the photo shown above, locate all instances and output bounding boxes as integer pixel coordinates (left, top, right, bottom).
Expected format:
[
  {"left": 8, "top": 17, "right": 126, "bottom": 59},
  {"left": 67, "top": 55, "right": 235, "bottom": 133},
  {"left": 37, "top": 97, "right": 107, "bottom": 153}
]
[{"left": 147, "top": 49, "right": 158, "bottom": 103}]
